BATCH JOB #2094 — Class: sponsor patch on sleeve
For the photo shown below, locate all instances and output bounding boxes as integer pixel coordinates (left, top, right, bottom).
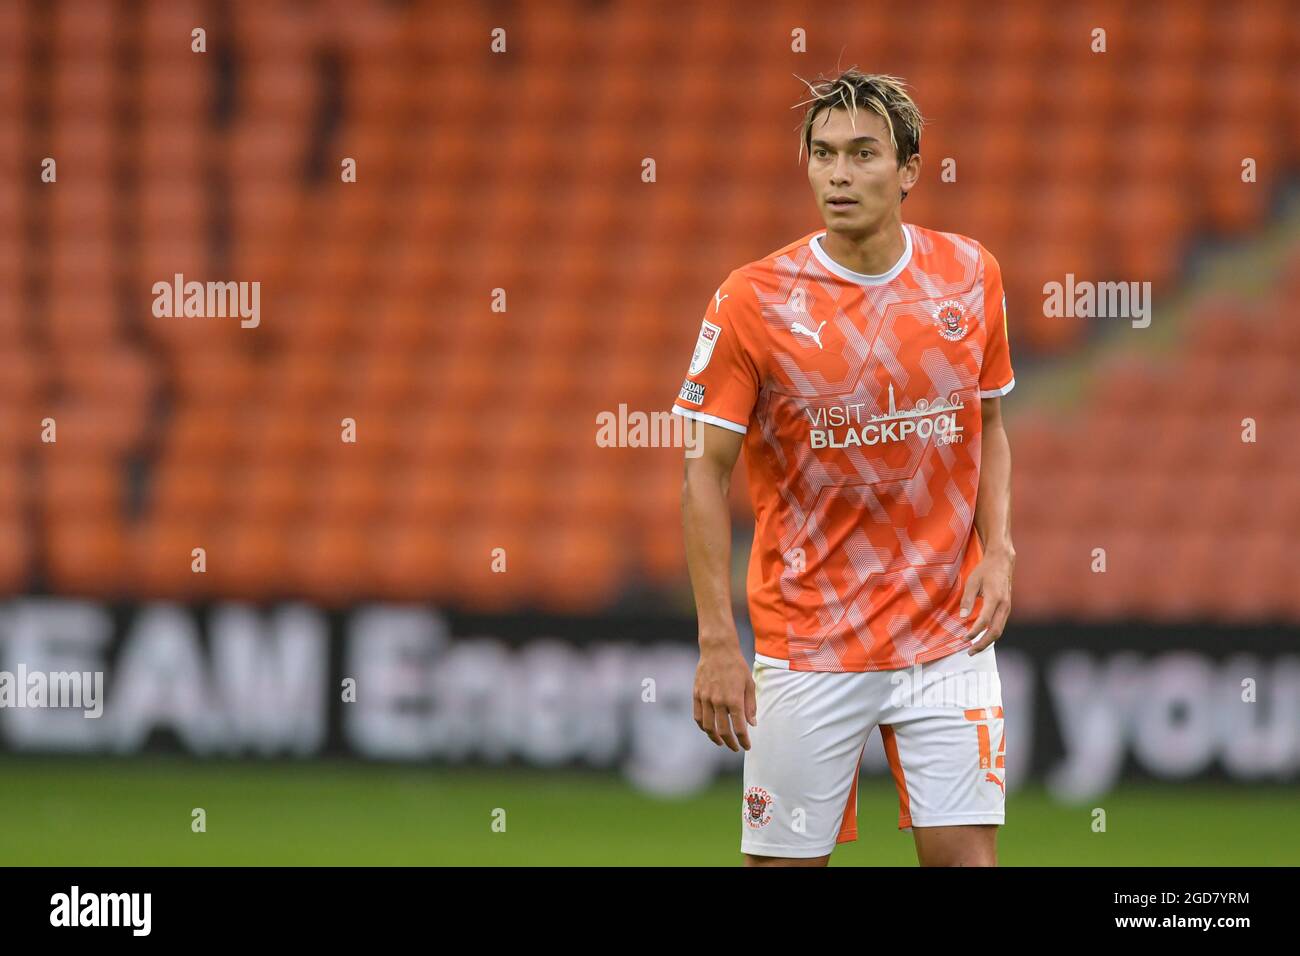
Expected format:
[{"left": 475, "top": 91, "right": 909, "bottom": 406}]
[{"left": 678, "top": 379, "right": 705, "bottom": 405}]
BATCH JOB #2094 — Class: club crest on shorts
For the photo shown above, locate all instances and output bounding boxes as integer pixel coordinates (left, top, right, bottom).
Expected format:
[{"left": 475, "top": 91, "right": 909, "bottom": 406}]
[
  {"left": 743, "top": 786, "right": 773, "bottom": 829},
  {"left": 689, "top": 319, "right": 722, "bottom": 375},
  {"left": 932, "top": 299, "right": 969, "bottom": 341}
]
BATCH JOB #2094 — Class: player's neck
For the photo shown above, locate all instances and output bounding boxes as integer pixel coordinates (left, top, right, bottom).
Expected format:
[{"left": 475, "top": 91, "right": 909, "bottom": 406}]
[{"left": 819, "top": 219, "right": 907, "bottom": 276}]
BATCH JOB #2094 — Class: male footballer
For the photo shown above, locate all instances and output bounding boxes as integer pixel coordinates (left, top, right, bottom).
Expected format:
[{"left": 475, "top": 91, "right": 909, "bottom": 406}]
[{"left": 673, "top": 71, "right": 1015, "bottom": 866}]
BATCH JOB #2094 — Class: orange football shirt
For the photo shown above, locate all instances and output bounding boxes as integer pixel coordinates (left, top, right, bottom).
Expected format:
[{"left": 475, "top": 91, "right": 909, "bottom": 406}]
[{"left": 672, "top": 223, "right": 1014, "bottom": 672}]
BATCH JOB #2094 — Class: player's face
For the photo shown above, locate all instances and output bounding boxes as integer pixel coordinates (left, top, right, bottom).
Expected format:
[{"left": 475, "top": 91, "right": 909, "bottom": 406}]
[{"left": 806, "top": 107, "right": 919, "bottom": 235}]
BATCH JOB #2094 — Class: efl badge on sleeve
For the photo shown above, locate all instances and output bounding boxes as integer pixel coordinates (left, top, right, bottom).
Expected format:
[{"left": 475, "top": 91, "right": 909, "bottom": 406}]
[{"left": 689, "top": 319, "right": 722, "bottom": 375}]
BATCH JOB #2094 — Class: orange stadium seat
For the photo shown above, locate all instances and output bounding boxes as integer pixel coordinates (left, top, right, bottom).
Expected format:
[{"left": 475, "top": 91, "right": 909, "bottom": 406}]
[{"left": 45, "top": 514, "right": 129, "bottom": 596}]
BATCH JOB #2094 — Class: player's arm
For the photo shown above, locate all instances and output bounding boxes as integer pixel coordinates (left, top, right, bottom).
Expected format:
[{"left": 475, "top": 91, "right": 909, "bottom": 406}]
[
  {"left": 963, "top": 395, "right": 1015, "bottom": 653},
  {"left": 682, "top": 421, "right": 757, "bottom": 751}
]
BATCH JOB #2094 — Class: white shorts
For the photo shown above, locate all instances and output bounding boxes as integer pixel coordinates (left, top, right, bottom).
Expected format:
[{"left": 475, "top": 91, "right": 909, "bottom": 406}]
[{"left": 741, "top": 646, "right": 1005, "bottom": 859}]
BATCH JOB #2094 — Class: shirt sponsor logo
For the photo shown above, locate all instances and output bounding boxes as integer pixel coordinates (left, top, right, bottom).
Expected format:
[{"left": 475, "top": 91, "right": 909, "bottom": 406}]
[
  {"left": 806, "top": 383, "right": 965, "bottom": 449},
  {"left": 678, "top": 379, "right": 706, "bottom": 405}
]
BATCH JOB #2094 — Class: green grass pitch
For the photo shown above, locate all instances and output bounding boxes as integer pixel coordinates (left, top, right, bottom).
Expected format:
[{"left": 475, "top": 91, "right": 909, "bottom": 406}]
[{"left": 1, "top": 757, "right": 1294, "bottom": 866}]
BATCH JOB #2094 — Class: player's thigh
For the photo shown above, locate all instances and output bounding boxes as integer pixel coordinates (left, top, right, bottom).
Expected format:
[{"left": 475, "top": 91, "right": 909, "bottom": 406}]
[
  {"left": 878, "top": 647, "right": 1005, "bottom": 834},
  {"left": 741, "top": 663, "right": 872, "bottom": 860},
  {"left": 911, "top": 824, "right": 997, "bottom": 867}
]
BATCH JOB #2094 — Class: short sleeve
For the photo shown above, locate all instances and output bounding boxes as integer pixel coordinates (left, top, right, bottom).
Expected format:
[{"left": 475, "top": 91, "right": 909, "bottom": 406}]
[
  {"left": 977, "top": 245, "right": 1015, "bottom": 398},
  {"left": 671, "top": 271, "right": 762, "bottom": 434}
]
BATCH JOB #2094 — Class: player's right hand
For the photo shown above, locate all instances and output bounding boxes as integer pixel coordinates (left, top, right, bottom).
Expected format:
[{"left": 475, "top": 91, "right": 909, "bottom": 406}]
[{"left": 692, "top": 642, "right": 757, "bottom": 752}]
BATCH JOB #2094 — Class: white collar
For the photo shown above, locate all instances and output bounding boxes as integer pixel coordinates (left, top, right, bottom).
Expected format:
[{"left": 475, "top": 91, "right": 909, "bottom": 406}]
[{"left": 809, "top": 224, "right": 912, "bottom": 285}]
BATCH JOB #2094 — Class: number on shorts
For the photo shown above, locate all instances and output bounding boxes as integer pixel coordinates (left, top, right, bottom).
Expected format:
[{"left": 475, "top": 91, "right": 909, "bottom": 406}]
[{"left": 963, "top": 707, "right": 1005, "bottom": 771}]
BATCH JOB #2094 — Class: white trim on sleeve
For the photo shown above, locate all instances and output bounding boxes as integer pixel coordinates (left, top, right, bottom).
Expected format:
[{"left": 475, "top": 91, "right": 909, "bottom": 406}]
[
  {"left": 978, "top": 378, "right": 1015, "bottom": 399},
  {"left": 671, "top": 405, "right": 748, "bottom": 435}
]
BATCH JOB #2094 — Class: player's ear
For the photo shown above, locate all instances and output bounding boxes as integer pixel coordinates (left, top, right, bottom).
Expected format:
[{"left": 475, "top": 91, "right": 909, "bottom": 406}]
[{"left": 899, "top": 152, "right": 921, "bottom": 198}]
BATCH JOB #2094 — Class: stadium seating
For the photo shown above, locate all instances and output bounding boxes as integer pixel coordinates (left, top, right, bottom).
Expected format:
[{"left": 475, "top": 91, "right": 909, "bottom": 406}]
[{"left": 1, "top": 0, "right": 1297, "bottom": 618}]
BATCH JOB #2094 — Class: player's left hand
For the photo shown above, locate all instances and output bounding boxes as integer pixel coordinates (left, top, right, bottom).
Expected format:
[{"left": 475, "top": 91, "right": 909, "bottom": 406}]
[{"left": 960, "top": 549, "right": 1014, "bottom": 655}]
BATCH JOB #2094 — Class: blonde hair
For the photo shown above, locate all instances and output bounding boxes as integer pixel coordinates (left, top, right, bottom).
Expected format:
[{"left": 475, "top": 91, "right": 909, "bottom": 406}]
[{"left": 794, "top": 69, "right": 925, "bottom": 168}]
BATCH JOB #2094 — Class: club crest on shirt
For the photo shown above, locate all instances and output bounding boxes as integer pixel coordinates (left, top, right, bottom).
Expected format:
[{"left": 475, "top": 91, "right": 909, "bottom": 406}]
[
  {"left": 743, "top": 786, "right": 773, "bottom": 829},
  {"left": 689, "top": 319, "right": 722, "bottom": 375},
  {"left": 932, "top": 299, "right": 970, "bottom": 341}
]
